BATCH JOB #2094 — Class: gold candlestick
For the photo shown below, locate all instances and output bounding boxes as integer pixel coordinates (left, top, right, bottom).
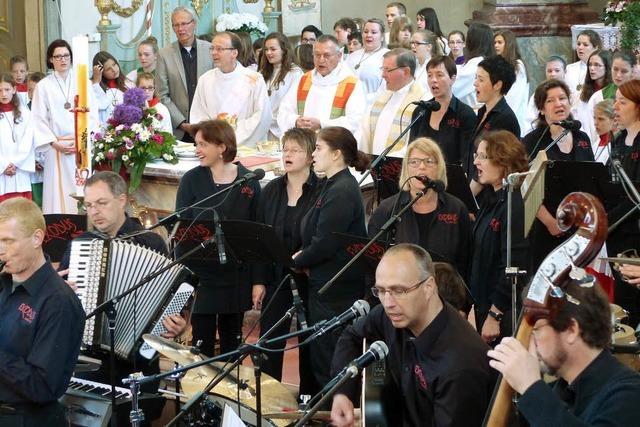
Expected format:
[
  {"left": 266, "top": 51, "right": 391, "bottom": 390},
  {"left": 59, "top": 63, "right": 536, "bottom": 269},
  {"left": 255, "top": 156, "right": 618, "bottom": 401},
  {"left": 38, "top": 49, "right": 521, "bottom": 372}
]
[{"left": 263, "top": 0, "right": 274, "bottom": 13}]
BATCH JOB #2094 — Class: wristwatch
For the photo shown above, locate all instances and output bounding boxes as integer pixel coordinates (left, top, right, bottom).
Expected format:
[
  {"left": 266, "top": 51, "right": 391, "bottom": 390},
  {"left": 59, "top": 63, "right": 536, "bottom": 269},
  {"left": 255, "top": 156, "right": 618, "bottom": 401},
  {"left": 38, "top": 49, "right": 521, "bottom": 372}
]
[{"left": 488, "top": 309, "right": 504, "bottom": 322}]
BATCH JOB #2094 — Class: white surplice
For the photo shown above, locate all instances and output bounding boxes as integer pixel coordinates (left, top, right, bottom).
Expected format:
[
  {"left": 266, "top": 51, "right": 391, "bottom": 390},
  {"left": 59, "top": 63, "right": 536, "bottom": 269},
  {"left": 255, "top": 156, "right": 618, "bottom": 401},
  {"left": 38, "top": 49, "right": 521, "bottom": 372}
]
[
  {"left": 344, "top": 48, "right": 389, "bottom": 105},
  {"left": 0, "top": 106, "right": 35, "bottom": 195},
  {"left": 189, "top": 62, "right": 271, "bottom": 147},
  {"left": 266, "top": 65, "right": 304, "bottom": 140},
  {"left": 277, "top": 62, "right": 367, "bottom": 139},
  {"left": 31, "top": 70, "right": 99, "bottom": 214}
]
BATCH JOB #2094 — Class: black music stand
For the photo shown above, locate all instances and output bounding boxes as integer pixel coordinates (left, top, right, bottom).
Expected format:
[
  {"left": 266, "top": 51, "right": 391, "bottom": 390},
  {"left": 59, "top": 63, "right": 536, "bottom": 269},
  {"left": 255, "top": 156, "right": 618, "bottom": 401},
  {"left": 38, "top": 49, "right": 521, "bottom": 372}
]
[
  {"left": 542, "top": 160, "right": 611, "bottom": 211},
  {"left": 171, "top": 219, "right": 222, "bottom": 264},
  {"left": 219, "top": 220, "right": 293, "bottom": 266},
  {"left": 445, "top": 164, "right": 477, "bottom": 214},
  {"left": 43, "top": 214, "right": 87, "bottom": 262},
  {"left": 370, "top": 155, "right": 403, "bottom": 204}
]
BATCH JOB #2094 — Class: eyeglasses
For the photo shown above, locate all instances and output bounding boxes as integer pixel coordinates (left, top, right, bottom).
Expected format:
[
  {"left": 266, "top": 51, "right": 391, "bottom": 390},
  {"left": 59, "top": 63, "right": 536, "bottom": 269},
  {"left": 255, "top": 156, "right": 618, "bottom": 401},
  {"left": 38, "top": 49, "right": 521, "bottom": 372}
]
[
  {"left": 473, "top": 152, "right": 492, "bottom": 161},
  {"left": 301, "top": 38, "right": 317, "bottom": 44},
  {"left": 139, "top": 86, "right": 155, "bottom": 91},
  {"left": 448, "top": 40, "right": 464, "bottom": 45},
  {"left": 52, "top": 54, "right": 71, "bottom": 61},
  {"left": 83, "top": 199, "right": 114, "bottom": 211},
  {"left": 380, "top": 66, "right": 406, "bottom": 73},
  {"left": 410, "top": 41, "right": 428, "bottom": 46},
  {"left": 210, "top": 46, "right": 236, "bottom": 53},
  {"left": 172, "top": 19, "right": 194, "bottom": 29},
  {"left": 407, "top": 157, "right": 437, "bottom": 167},
  {"left": 371, "top": 277, "right": 429, "bottom": 299}
]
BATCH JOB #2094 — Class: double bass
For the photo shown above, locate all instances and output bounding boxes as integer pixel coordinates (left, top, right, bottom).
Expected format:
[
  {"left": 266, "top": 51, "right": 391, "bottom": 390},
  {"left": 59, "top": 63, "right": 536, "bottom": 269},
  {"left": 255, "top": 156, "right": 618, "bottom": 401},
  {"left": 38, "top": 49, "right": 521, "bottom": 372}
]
[{"left": 484, "top": 192, "right": 608, "bottom": 427}]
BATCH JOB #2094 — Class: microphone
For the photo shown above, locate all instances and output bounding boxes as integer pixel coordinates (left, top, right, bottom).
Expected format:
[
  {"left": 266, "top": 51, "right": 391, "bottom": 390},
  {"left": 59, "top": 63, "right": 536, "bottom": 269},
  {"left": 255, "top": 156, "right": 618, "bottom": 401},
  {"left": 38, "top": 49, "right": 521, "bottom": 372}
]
[
  {"left": 552, "top": 119, "right": 581, "bottom": 131},
  {"left": 290, "top": 275, "right": 308, "bottom": 328},
  {"left": 307, "top": 300, "right": 370, "bottom": 341},
  {"left": 411, "top": 100, "right": 441, "bottom": 111},
  {"left": 213, "top": 209, "right": 227, "bottom": 265},
  {"left": 346, "top": 340, "right": 389, "bottom": 373},
  {"left": 239, "top": 168, "right": 266, "bottom": 183},
  {"left": 413, "top": 176, "right": 445, "bottom": 193}
]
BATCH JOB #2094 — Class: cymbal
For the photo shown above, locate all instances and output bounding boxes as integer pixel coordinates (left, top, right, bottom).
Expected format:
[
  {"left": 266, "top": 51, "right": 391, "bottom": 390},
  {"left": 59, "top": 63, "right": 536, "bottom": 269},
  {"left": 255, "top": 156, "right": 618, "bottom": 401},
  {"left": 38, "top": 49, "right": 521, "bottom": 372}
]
[
  {"left": 142, "top": 334, "right": 219, "bottom": 378},
  {"left": 181, "top": 362, "right": 298, "bottom": 417},
  {"left": 264, "top": 410, "right": 333, "bottom": 421},
  {"left": 142, "top": 335, "right": 298, "bottom": 420}
]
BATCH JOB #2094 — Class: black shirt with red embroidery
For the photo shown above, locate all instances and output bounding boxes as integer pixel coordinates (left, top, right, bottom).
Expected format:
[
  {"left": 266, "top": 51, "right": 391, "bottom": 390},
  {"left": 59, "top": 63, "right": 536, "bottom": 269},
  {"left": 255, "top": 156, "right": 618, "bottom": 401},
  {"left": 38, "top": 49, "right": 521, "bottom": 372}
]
[
  {"left": 408, "top": 95, "right": 478, "bottom": 168},
  {"left": 522, "top": 126, "right": 594, "bottom": 162},
  {"left": 368, "top": 190, "right": 471, "bottom": 280},
  {"left": 0, "top": 261, "right": 85, "bottom": 404},
  {"left": 469, "top": 186, "right": 529, "bottom": 333},
  {"left": 331, "top": 302, "right": 495, "bottom": 426}
]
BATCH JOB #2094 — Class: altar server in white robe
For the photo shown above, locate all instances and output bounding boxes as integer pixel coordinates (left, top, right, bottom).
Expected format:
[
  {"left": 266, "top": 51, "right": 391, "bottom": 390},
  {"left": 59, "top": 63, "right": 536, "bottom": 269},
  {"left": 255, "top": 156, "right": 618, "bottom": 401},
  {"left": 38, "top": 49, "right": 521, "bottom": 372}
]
[
  {"left": 91, "top": 51, "right": 134, "bottom": 125},
  {"left": 0, "top": 74, "right": 34, "bottom": 202},
  {"left": 190, "top": 31, "right": 271, "bottom": 148},
  {"left": 31, "top": 39, "right": 99, "bottom": 214},
  {"left": 344, "top": 19, "right": 389, "bottom": 106},
  {"left": 278, "top": 35, "right": 366, "bottom": 139},
  {"left": 565, "top": 30, "right": 601, "bottom": 97}
]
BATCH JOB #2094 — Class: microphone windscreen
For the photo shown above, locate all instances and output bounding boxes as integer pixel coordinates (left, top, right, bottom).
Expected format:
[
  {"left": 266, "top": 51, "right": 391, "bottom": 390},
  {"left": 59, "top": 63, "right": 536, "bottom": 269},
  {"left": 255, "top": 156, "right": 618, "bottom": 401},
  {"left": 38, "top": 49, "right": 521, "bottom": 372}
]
[{"left": 253, "top": 168, "right": 266, "bottom": 180}]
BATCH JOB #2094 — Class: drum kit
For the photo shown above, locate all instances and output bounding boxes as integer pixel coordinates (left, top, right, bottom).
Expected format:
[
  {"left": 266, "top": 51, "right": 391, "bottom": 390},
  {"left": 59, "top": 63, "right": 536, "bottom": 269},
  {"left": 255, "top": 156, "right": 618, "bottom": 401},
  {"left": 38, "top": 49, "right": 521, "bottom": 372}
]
[{"left": 143, "top": 335, "right": 332, "bottom": 427}]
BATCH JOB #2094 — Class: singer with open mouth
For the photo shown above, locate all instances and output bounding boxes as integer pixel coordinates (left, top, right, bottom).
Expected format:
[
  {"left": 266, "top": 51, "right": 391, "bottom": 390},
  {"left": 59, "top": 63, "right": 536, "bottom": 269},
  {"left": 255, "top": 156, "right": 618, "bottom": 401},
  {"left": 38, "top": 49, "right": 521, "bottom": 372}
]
[
  {"left": 522, "top": 79, "right": 594, "bottom": 271},
  {"left": 292, "top": 126, "right": 369, "bottom": 394},
  {"left": 175, "top": 119, "right": 262, "bottom": 357},
  {"left": 368, "top": 138, "right": 471, "bottom": 281},
  {"left": 330, "top": 244, "right": 494, "bottom": 427},
  {"left": 471, "top": 130, "right": 529, "bottom": 344}
]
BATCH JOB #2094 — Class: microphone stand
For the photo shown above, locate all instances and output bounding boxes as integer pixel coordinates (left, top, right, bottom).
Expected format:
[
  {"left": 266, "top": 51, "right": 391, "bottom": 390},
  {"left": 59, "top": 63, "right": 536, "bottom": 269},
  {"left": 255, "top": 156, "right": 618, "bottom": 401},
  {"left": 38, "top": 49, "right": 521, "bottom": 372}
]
[
  {"left": 318, "top": 190, "right": 426, "bottom": 295},
  {"left": 358, "top": 109, "right": 426, "bottom": 205},
  {"left": 119, "top": 174, "right": 257, "bottom": 240},
  {"left": 293, "top": 367, "right": 359, "bottom": 427},
  {"left": 542, "top": 126, "right": 572, "bottom": 153},
  {"left": 610, "top": 160, "right": 640, "bottom": 233},
  {"left": 85, "top": 238, "right": 213, "bottom": 423},
  {"left": 503, "top": 173, "right": 528, "bottom": 334}
]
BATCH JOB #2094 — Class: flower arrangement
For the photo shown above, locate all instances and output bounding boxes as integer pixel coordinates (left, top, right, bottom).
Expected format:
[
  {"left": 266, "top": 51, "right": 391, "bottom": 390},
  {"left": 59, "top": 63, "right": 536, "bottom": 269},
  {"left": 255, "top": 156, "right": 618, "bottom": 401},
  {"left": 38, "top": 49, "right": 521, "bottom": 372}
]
[
  {"left": 215, "top": 13, "right": 268, "bottom": 38},
  {"left": 93, "top": 88, "right": 178, "bottom": 191},
  {"left": 604, "top": 0, "right": 640, "bottom": 52}
]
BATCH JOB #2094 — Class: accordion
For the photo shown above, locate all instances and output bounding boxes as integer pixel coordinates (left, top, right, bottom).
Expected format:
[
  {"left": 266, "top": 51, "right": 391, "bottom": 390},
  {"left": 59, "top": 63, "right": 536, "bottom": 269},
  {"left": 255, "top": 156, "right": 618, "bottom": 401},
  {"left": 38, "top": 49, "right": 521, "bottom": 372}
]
[{"left": 68, "top": 238, "right": 193, "bottom": 360}]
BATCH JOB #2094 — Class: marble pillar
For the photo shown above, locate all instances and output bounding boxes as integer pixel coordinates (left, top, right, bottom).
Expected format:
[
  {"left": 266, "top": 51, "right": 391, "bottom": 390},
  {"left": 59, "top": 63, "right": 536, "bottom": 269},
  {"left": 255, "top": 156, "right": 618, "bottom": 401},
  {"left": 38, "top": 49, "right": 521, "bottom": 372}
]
[
  {"left": 473, "top": 1, "right": 599, "bottom": 92},
  {"left": 97, "top": 23, "right": 122, "bottom": 54}
]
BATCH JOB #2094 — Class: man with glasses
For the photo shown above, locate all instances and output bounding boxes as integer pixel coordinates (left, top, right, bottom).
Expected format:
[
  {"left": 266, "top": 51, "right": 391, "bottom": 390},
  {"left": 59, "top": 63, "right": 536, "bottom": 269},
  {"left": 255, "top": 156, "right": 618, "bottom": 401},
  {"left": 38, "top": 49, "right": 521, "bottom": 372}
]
[
  {"left": 57, "top": 171, "right": 185, "bottom": 424},
  {"left": 300, "top": 25, "right": 322, "bottom": 46},
  {"left": 155, "top": 6, "right": 212, "bottom": 142},
  {"left": 189, "top": 31, "right": 271, "bottom": 147},
  {"left": 330, "top": 243, "right": 494, "bottom": 427},
  {"left": 488, "top": 281, "right": 640, "bottom": 426},
  {"left": 0, "top": 198, "right": 85, "bottom": 427},
  {"left": 359, "top": 48, "right": 425, "bottom": 199},
  {"left": 278, "top": 35, "right": 366, "bottom": 137}
]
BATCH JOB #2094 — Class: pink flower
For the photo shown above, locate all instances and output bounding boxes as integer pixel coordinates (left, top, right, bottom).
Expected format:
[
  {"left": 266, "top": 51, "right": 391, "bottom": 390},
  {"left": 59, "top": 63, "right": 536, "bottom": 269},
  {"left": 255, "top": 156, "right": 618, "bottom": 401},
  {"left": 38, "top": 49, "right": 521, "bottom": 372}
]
[
  {"left": 155, "top": 113, "right": 164, "bottom": 120},
  {"left": 125, "top": 139, "right": 134, "bottom": 150},
  {"left": 106, "top": 151, "right": 115, "bottom": 160},
  {"left": 152, "top": 134, "right": 164, "bottom": 145}
]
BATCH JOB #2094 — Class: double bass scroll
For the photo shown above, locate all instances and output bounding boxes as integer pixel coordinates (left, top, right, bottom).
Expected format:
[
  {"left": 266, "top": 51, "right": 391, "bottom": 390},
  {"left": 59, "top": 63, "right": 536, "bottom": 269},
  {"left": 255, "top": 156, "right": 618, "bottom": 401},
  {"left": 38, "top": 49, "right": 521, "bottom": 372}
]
[{"left": 483, "top": 192, "right": 608, "bottom": 427}]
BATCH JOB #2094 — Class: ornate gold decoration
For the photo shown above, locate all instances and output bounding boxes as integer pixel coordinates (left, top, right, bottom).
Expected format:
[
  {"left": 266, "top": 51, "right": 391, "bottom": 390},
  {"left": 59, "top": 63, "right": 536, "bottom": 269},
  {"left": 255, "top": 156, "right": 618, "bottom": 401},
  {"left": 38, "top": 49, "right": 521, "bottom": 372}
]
[
  {"left": 244, "top": 0, "right": 259, "bottom": 3},
  {"left": 191, "top": 0, "right": 209, "bottom": 16},
  {"left": 263, "top": 0, "right": 274, "bottom": 13},
  {"left": 95, "top": 0, "right": 113, "bottom": 26},
  {"left": 111, "top": 0, "right": 143, "bottom": 17}
]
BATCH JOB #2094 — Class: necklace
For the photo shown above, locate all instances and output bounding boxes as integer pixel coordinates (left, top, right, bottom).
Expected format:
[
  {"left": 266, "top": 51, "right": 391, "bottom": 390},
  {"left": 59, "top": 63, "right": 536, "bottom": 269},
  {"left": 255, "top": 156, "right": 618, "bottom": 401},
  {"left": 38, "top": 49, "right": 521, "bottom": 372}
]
[
  {"left": 1, "top": 111, "right": 17, "bottom": 143},
  {"left": 354, "top": 46, "right": 382, "bottom": 70},
  {"left": 54, "top": 71, "right": 72, "bottom": 110}
]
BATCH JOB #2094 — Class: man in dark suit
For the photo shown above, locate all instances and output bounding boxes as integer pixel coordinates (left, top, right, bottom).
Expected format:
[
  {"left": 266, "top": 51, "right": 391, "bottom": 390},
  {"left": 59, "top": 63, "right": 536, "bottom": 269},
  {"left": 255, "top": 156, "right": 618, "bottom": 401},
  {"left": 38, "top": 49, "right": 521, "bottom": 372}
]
[{"left": 155, "top": 6, "right": 213, "bottom": 141}]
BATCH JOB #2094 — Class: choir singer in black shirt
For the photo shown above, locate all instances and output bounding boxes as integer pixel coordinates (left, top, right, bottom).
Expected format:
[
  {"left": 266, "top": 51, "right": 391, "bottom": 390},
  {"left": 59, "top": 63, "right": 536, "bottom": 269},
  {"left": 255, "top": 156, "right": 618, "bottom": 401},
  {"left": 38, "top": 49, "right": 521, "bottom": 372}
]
[
  {"left": 330, "top": 244, "right": 494, "bottom": 427},
  {"left": 292, "top": 126, "right": 369, "bottom": 391},
  {"left": 368, "top": 137, "right": 471, "bottom": 280},
  {"left": 0, "top": 198, "right": 85, "bottom": 427}
]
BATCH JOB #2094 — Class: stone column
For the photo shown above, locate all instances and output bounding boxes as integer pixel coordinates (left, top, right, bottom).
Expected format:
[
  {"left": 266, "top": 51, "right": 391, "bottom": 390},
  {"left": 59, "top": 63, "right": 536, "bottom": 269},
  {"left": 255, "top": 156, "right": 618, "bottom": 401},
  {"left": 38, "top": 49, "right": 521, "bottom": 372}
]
[
  {"left": 262, "top": 0, "right": 281, "bottom": 34},
  {"left": 473, "top": 0, "right": 599, "bottom": 90},
  {"left": 97, "top": 23, "right": 122, "bottom": 53}
]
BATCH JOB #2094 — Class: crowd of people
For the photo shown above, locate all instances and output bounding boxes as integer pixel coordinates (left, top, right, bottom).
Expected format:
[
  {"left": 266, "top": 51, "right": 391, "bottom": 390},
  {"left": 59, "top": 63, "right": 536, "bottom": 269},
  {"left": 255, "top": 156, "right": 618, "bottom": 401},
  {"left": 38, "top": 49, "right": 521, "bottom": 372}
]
[{"left": 3, "top": 2, "right": 640, "bottom": 426}]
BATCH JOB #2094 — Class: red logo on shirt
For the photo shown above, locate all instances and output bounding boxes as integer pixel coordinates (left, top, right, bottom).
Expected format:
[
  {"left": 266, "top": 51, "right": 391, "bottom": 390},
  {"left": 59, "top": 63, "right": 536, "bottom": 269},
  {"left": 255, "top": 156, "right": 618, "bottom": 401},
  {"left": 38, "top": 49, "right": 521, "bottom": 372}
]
[
  {"left": 577, "top": 139, "right": 589, "bottom": 150},
  {"left": 483, "top": 122, "right": 492, "bottom": 131},
  {"left": 489, "top": 218, "right": 501, "bottom": 232},
  {"left": 18, "top": 303, "right": 35, "bottom": 324},
  {"left": 437, "top": 213, "right": 458, "bottom": 224},
  {"left": 446, "top": 118, "right": 460, "bottom": 128},
  {"left": 414, "top": 364, "right": 428, "bottom": 390},
  {"left": 241, "top": 185, "right": 254, "bottom": 198},
  {"left": 632, "top": 152, "right": 639, "bottom": 161}
]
